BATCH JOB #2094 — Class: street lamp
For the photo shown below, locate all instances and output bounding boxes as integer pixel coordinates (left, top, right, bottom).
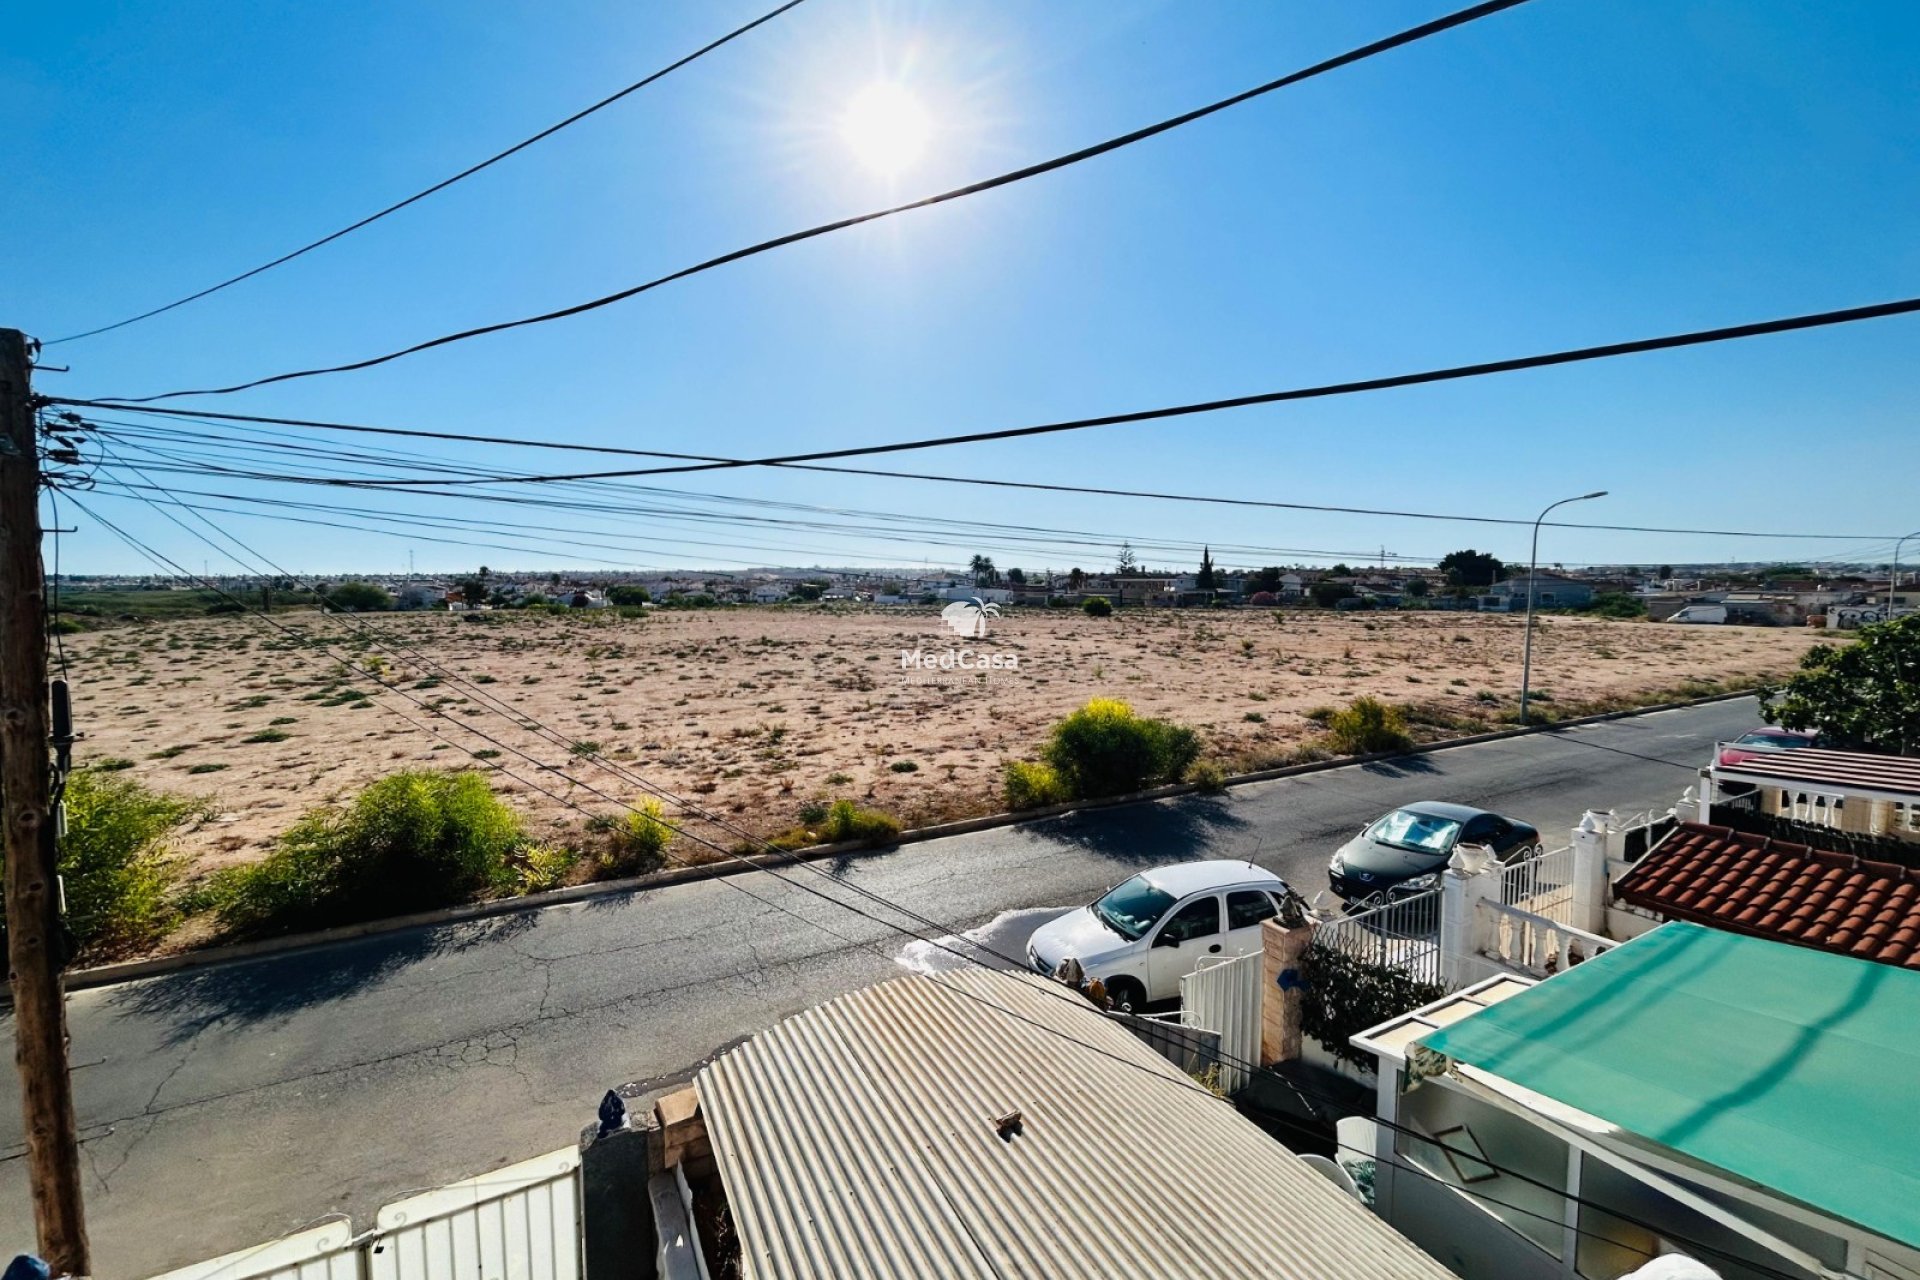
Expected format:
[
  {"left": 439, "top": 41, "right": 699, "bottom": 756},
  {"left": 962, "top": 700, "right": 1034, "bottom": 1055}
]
[
  {"left": 1892, "top": 531, "right": 1920, "bottom": 611},
  {"left": 1520, "top": 490, "right": 1608, "bottom": 726}
]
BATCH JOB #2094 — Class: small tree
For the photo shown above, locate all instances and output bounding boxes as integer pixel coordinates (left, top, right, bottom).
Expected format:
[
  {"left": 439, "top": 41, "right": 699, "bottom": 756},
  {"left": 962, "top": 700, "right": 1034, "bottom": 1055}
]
[
  {"left": 1439, "top": 549, "right": 1505, "bottom": 588},
  {"left": 1115, "top": 542, "right": 1137, "bottom": 575},
  {"left": 607, "top": 584, "right": 650, "bottom": 606},
  {"left": 1082, "top": 595, "right": 1113, "bottom": 618},
  {"left": 1196, "top": 547, "right": 1216, "bottom": 592},
  {"left": 1068, "top": 567, "right": 1086, "bottom": 591},
  {"left": 1405, "top": 578, "right": 1430, "bottom": 598},
  {"left": 325, "top": 581, "right": 392, "bottom": 612},
  {"left": 1006, "top": 567, "right": 1026, "bottom": 585},
  {"left": 1311, "top": 582, "right": 1356, "bottom": 608},
  {"left": 1761, "top": 614, "right": 1920, "bottom": 755}
]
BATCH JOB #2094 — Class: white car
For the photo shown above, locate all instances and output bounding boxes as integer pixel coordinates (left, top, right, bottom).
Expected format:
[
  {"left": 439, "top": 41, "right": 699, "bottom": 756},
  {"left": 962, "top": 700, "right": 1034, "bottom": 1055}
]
[{"left": 1026, "top": 860, "right": 1295, "bottom": 1010}]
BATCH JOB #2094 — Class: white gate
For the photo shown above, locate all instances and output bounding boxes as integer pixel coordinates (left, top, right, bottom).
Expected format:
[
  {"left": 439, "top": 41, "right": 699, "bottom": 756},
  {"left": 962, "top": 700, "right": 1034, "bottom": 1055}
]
[
  {"left": 1498, "top": 844, "right": 1574, "bottom": 923},
  {"left": 147, "top": 1220, "right": 360, "bottom": 1280},
  {"left": 143, "top": 1149, "right": 581, "bottom": 1280},
  {"left": 1312, "top": 886, "right": 1444, "bottom": 988},
  {"left": 369, "top": 1148, "right": 581, "bottom": 1280},
  {"left": 1180, "top": 951, "right": 1262, "bottom": 1094}
]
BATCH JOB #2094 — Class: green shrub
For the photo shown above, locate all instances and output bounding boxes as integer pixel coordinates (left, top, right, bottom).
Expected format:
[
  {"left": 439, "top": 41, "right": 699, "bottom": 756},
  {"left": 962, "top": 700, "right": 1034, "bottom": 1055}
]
[
  {"left": 1002, "top": 759, "right": 1066, "bottom": 810},
  {"left": 208, "top": 770, "right": 527, "bottom": 934},
  {"left": 57, "top": 767, "right": 204, "bottom": 953},
  {"left": 1081, "top": 596, "right": 1113, "bottom": 618},
  {"left": 243, "top": 729, "right": 291, "bottom": 743},
  {"left": 1186, "top": 760, "right": 1229, "bottom": 793},
  {"left": 91, "top": 756, "right": 136, "bottom": 772},
  {"left": 820, "top": 799, "right": 900, "bottom": 846},
  {"left": 1323, "top": 696, "right": 1414, "bottom": 755},
  {"left": 1038, "top": 698, "right": 1200, "bottom": 799},
  {"left": 601, "top": 801, "right": 675, "bottom": 876},
  {"left": 187, "top": 762, "right": 228, "bottom": 774},
  {"left": 511, "top": 844, "right": 578, "bottom": 893},
  {"left": 888, "top": 760, "right": 919, "bottom": 774}
]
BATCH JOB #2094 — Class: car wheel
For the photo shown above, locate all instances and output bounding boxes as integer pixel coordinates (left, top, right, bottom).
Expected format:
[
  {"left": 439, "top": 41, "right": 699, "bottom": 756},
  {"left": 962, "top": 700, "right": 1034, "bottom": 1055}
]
[{"left": 1106, "top": 977, "right": 1147, "bottom": 1014}]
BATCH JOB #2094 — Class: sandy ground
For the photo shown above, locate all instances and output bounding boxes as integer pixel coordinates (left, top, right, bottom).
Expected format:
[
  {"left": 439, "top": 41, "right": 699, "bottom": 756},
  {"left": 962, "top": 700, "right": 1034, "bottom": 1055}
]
[{"left": 61, "top": 606, "right": 1823, "bottom": 874}]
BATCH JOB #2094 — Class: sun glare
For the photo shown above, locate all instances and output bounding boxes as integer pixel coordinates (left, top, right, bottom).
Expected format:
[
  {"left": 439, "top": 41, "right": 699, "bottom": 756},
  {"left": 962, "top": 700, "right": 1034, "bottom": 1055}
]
[{"left": 841, "top": 82, "right": 932, "bottom": 175}]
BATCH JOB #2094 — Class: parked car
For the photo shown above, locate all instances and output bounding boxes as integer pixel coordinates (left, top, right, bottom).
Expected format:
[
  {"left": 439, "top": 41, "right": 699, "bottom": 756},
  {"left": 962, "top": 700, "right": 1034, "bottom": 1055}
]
[
  {"left": 1717, "top": 727, "right": 1821, "bottom": 766},
  {"left": 1026, "top": 861, "right": 1296, "bottom": 1010},
  {"left": 1328, "top": 801, "right": 1540, "bottom": 906},
  {"left": 1667, "top": 604, "right": 1728, "bottom": 624}
]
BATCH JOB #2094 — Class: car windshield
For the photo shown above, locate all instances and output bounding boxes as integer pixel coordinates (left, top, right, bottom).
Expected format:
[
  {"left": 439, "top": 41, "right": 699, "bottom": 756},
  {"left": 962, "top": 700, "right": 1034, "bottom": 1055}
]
[
  {"left": 1736, "top": 732, "right": 1805, "bottom": 749},
  {"left": 1092, "top": 876, "right": 1177, "bottom": 941},
  {"left": 1369, "top": 809, "right": 1463, "bottom": 854}
]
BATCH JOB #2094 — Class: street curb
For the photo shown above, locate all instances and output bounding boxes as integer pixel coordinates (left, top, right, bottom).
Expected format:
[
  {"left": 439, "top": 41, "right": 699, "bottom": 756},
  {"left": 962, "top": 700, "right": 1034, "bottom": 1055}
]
[{"left": 35, "top": 689, "right": 1748, "bottom": 996}]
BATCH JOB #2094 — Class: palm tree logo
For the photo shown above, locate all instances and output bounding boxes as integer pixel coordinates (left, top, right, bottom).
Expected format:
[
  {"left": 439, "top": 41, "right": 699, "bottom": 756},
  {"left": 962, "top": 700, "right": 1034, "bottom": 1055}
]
[{"left": 941, "top": 596, "right": 1000, "bottom": 638}]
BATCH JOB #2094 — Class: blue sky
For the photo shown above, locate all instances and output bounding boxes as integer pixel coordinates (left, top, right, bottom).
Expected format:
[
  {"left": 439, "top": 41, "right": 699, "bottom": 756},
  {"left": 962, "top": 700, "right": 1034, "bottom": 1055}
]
[{"left": 8, "top": 0, "right": 1919, "bottom": 577}]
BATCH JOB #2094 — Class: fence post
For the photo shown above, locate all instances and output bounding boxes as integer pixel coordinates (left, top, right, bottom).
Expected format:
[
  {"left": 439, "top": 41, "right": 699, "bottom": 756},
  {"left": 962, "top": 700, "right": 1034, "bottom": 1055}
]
[
  {"left": 1260, "top": 916, "right": 1315, "bottom": 1066},
  {"left": 1439, "top": 846, "right": 1498, "bottom": 988},
  {"left": 1570, "top": 812, "right": 1609, "bottom": 935},
  {"left": 580, "top": 1096, "right": 660, "bottom": 1279}
]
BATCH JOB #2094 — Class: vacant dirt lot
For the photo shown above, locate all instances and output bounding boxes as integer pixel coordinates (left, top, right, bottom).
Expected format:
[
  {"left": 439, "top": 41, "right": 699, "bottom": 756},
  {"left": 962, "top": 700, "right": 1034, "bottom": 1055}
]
[{"left": 63, "top": 606, "right": 1824, "bottom": 875}]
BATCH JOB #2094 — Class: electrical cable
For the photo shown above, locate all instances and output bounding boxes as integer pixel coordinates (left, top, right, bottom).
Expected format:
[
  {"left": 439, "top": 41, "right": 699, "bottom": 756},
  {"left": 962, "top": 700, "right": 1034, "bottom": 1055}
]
[
  {"left": 92, "top": 0, "right": 1535, "bottom": 400},
  {"left": 41, "top": 0, "right": 814, "bottom": 346},
  {"left": 62, "top": 400, "right": 1908, "bottom": 544}
]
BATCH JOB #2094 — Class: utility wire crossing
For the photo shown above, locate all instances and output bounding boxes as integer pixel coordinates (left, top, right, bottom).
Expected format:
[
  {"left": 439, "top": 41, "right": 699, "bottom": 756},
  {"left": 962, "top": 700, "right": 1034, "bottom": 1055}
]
[
  {"left": 41, "top": 0, "right": 814, "bottom": 346},
  {"left": 96, "top": 0, "right": 1536, "bottom": 400}
]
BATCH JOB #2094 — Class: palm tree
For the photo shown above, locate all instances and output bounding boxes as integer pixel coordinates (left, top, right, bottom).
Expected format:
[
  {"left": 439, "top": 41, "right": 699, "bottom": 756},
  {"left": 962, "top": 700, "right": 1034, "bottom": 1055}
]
[
  {"left": 969, "top": 555, "right": 997, "bottom": 587},
  {"left": 1068, "top": 567, "right": 1086, "bottom": 592}
]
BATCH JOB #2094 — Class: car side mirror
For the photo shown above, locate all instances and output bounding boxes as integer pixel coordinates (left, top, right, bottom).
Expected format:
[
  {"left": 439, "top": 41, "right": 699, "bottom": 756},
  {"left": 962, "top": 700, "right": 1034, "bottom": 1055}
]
[{"left": 1152, "top": 931, "right": 1180, "bottom": 949}]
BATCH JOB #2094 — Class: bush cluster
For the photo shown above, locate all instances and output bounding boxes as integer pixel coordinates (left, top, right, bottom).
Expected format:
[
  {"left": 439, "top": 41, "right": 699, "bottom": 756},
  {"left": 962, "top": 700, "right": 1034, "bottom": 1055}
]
[
  {"left": 1322, "top": 696, "right": 1414, "bottom": 756},
  {"left": 208, "top": 770, "right": 528, "bottom": 933},
  {"left": 819, "top": 799, "right": 900, "bottom": 845},
  {"left": 1080, "top": 596, "right": 1113, "bottom": 618},
  {"left": 1007, "top": 699, "right": 1200, "bottom": 805},
  {"left": 598, "top": 801, "right": 676, "bottom": 876},
  {"left": 56, "top": 767, "right": 205, "bottom": 953},
  {"left": 1002, "top": 759, "right": 1066, "bottom": 810}
]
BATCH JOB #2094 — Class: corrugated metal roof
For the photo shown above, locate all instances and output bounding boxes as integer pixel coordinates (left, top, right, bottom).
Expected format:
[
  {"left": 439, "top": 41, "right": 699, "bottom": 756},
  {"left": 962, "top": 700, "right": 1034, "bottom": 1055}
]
[
  {"left": 696, "top": 969, "right": 1456, "bottom": 1280},
  {"left": 1714, "top": 746, "right": 1920, "bottom": 798}
]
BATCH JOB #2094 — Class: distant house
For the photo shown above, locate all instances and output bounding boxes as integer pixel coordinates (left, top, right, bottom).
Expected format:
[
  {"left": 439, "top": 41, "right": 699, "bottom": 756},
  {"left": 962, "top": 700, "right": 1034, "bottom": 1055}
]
[
  {"left": 748, "top": 585, "right": 788, "bottom": 604},
  {"left": 1479, "top": 574, "right": 1596, "bottom": 611}
]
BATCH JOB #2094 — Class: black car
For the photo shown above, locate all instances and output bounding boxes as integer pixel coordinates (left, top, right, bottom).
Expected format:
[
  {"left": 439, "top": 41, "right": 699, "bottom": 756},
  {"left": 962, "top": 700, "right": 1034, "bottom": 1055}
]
[{"left": 1327, "top": 800, "right": 1541, "bottom": 906}]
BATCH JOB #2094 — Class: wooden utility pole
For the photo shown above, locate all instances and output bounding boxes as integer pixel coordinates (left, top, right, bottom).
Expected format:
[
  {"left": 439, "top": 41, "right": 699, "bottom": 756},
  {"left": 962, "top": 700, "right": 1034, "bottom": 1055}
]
[{"left": 0, "top": 327, "right": 90, "bottom": 1274}]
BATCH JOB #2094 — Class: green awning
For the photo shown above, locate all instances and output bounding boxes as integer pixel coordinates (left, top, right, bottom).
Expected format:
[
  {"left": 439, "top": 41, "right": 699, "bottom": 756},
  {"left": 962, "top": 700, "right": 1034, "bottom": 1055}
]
[{"left": 1418, "top": 921, "right": 1920, "bottom": 1248}]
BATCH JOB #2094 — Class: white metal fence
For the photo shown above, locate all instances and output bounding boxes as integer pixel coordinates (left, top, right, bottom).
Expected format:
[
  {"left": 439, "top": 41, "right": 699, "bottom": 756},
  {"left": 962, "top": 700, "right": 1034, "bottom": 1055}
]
[
  {"left": 1497, "top": 843, "right": 1574, "bottom": 922},
  {"left": 1179, "top": 951, "right": 1263, "bottom": 1093},
  {"left": 1312, "top": 887, "right": 1443, "bottom": 989},
  {"left": 146, "top": 1149, "right": 581, "bottom": 1280}
]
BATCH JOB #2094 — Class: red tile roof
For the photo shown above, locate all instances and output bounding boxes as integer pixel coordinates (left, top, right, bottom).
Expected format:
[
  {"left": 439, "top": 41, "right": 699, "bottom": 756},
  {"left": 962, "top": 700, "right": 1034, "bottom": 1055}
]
[{"left": 1616, "top": 823, "right": 1920, "bottom": 970}]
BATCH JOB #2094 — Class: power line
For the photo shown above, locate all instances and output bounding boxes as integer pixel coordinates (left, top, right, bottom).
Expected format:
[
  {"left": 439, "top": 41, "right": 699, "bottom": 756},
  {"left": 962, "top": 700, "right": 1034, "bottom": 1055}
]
[
  {"left": 41, "top": 0, "right": 813, "bottom": 346},
  {"left": 100, "top": 297, "right": 1920, "bottom": 501},
  {"left": 67, "top": 491, "right": 1808, "bottom": 1280},
  {"left": 94, "top": 0, "right": 1534, "bottom": 401},
  {"left": 59, "top": 400, "right": 1908, "bottom": 543}
]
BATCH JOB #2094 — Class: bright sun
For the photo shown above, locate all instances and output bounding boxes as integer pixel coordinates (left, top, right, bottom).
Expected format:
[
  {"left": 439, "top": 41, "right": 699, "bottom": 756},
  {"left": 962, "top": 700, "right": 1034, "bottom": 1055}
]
[{"left": 841, "top": 82, "right": 932, "bottom": 175}]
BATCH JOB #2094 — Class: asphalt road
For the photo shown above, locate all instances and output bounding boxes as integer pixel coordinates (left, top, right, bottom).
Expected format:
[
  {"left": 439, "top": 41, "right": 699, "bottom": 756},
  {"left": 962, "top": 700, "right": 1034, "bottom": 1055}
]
[{"left": 0, "top": 698, "right": 1752, "bottom": 1275}]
